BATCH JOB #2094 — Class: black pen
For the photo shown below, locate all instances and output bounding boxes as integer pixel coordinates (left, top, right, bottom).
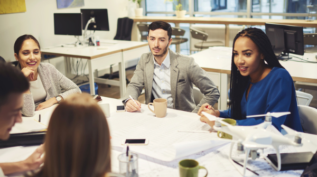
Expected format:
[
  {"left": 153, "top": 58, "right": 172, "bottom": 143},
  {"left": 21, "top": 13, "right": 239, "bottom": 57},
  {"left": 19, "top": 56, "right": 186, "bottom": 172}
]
[
  {"left": 39, "top": 114, "right": 41, "bottom": 122},
  {"left": 233, "top": 159, "right": 259, "bottom": 176}
]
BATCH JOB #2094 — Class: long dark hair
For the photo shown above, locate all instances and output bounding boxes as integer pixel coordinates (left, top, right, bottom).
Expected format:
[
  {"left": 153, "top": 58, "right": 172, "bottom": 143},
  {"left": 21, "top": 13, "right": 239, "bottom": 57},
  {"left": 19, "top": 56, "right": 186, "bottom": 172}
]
[{"left": 229, "top": 27, "right": 284, "bottom": 120}]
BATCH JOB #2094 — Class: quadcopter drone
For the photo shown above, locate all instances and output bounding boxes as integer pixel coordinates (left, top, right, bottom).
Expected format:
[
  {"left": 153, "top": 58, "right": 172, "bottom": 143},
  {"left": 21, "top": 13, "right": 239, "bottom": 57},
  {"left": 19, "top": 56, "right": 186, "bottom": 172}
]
[{"left": 202, "top": 112, "right": 304, "bottom": 176}]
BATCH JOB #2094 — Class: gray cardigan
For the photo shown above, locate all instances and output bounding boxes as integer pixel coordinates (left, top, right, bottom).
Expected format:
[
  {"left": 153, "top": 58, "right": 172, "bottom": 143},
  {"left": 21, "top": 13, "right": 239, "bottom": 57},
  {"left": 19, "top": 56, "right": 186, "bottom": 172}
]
[
  {"left": 126, "top": 49, "right": 220, "bottom": 113},
  {"left": 22, "top": 63, "right": 81, "bottom": 116}
]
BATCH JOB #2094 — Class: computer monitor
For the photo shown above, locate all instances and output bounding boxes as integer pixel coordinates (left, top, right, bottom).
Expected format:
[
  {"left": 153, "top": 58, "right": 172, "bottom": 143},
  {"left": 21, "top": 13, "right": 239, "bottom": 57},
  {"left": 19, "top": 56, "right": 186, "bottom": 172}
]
[
  {"left": 54, "top": 13, "right": 82, "bottom": 36},
  {"left": 81, "top": 9, "right": 109, "bottom": 31},
  {"left": 265, "top": 23, "right": 304, "bottom": 60}
]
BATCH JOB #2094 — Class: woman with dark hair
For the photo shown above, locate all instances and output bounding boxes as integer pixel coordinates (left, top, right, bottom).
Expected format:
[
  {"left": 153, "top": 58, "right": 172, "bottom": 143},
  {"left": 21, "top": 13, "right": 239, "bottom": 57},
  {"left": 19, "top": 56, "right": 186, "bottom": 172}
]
[
  {"left": 29, "top": 93, "right": 111, "bottom": 177},
  {"left": 198, "top": 28, "right": 303, "bottom": 132},
  {"left": 14, "top": 34, "right": 81, "bottom": 116}
]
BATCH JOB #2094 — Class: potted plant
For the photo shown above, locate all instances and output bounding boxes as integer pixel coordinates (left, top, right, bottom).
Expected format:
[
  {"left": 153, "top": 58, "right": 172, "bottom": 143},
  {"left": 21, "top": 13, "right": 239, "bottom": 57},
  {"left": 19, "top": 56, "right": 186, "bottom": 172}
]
[
  {"left": 175, "top": 2, "right": 186, "bottom": 18},
  {"left": 131, "top": 0, "right": 143, "bottom": 17},
  {"left": 166, "top": 0, "right": 186, "bottom": 18}
]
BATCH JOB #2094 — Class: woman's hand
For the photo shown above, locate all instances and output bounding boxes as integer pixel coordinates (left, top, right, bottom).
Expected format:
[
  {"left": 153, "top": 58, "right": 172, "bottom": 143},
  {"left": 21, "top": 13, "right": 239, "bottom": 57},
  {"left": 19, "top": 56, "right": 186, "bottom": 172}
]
[
  {"left": 199, "top": 110, "right": 216, "bottom": 128},
  {"left": 36, "top": 97, "right": 58, "bottom": 111},
  {"left": 197, "top": 103, "right": 220, "bottom": 117},
  {"left": 21, "top": 67, "right": 35, "bottom": 81}
]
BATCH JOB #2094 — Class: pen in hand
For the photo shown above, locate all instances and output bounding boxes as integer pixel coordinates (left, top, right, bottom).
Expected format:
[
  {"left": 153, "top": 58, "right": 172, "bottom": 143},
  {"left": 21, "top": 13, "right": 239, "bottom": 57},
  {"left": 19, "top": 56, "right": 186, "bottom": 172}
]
[{"left": 129, "top": 95, "right": 141, "bottom": 111}]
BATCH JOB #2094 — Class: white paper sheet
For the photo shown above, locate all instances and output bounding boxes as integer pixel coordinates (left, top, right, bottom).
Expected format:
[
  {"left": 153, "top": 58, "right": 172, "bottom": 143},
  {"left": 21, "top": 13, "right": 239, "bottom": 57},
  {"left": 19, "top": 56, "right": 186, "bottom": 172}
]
[
  {"left": 35, "top": 105, "right": 57, "bottom": 126},
  {"left": 108, "top": 105, "right": 228, "bottom": 161},
  {"left": 10, "top": 118, "right": 46, "bottom": 134}
]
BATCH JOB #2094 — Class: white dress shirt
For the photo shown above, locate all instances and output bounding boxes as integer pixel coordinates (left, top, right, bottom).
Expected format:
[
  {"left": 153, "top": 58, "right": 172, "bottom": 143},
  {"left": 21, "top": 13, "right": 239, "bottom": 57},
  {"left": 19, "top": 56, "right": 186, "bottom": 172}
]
[{"left": 152, "top": 51, "right": 173, "bottom": 108}]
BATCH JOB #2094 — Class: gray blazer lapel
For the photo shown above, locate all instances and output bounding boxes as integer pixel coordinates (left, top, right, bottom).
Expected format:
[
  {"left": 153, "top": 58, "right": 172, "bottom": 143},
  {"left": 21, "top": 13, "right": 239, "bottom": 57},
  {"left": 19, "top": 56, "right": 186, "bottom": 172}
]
[
  {"left": 38, "top": 64, "right": 52, "bottom": 98},
  {"left": 145, "top": 53, "right": 154, "bottom": 103},
  {"left": 169, "top": 50, "right": 179, "bottom": 108}
]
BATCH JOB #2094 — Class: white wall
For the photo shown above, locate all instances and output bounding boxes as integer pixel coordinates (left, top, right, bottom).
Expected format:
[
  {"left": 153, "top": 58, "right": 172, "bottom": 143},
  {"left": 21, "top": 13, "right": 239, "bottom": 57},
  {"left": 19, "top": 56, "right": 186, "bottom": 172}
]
[{"left": 0, "top": 0, "right": 130, "bottom": 62}]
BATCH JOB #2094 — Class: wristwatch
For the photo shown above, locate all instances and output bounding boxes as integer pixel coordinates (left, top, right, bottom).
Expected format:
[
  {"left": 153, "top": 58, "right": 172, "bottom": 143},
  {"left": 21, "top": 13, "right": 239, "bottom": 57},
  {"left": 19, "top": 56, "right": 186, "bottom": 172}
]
[{"left": 56, "top": 95, "right": 62, "bottom": 103}]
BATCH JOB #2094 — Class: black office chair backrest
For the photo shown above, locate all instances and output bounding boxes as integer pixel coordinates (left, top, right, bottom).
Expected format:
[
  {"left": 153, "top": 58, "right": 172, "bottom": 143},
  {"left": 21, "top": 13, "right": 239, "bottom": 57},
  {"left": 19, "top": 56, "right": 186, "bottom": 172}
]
[
  {"left": 114, "top": 17, "right": 134, "bottom": 41},
  {"left": 0, "top": 56, "right": 5, "bottom": 63},
  {"left": 190, "top": 27, "right": 208, "bottom": 41},
  {"left": 137, "top": 23, "right": 149, "bottom": 41},
  {"left": 11, "top": 61, "right": 19, "bottom": 67},
  {"left": 304, "top": 33, "right": 317, "bottom": 45}
]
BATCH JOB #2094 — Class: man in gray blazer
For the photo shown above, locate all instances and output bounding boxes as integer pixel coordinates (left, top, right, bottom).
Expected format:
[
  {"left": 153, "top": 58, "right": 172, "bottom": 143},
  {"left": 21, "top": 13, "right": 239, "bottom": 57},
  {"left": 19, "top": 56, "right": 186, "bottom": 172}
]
[{"left": 125, "top": 21, "right": 219, "bottom": 113}]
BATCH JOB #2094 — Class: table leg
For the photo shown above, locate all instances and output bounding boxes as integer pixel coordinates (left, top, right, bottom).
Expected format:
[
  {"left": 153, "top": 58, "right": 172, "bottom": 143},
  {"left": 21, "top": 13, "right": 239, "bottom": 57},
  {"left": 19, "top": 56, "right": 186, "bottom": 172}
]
[
  {"left": 119, "top": 53, "right": 127, "bottom": 99},
  {"left": 87, "top": 60, "right": 96, "bottom": 95},
  {"left": 225, "top": 24, "right": 230, "bottom": 47},
  {"left": 220, "top": 73, "right": 228, "bottom": 110},
  {"left": 64, "top": 57, "right": 70, "bottom": 77}
]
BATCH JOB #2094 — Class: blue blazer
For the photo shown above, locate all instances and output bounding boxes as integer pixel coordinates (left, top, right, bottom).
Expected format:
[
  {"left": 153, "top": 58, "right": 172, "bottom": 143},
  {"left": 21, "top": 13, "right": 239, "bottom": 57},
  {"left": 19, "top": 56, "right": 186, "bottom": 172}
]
[{"left": 220, "top": 67, "right": 303, "bottom": 132}]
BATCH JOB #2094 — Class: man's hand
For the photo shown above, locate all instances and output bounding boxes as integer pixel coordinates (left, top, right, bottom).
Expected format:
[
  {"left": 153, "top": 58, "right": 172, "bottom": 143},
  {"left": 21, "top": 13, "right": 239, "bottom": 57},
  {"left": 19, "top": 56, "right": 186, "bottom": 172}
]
[
  {"left": 21, "top": 145, "right": 44, "bottom": 171},
  {"left": 0, "top": 145, "right": 44, "bottom": 175},
  {"left": 199, "top": 110, "right": 216, "bottom": 128},
  {"left": 36, "top": 97, "right": 58, "bottom": 111},
  {"left": 125, "top": 100, "right": 141, "bottom": 112}
]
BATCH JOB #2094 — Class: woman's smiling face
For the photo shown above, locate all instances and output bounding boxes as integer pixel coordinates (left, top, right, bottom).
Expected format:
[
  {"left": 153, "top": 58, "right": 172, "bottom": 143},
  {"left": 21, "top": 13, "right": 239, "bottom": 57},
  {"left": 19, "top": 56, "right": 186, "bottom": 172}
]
[
  {"left": 233, "top": 36, "right": 264, "bottom": 78},
  {"left": 15, "top": 39, "right": 41, "bottom": 71}
]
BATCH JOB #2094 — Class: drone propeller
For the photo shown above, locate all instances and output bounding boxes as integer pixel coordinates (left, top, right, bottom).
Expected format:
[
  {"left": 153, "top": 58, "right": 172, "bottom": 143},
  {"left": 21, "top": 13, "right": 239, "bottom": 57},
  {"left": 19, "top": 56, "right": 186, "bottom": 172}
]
[
  {"left": 246, "top": 112, "right": 290, "bottom": 118},
  {"left": 281, "top": 125, "right": 298, "bottom": 135}
]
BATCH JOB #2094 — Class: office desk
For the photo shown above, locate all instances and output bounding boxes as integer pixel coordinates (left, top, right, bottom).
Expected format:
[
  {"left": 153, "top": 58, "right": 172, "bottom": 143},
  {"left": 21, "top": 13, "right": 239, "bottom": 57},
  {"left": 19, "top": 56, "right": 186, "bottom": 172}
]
[
  {"left": 132, "top": 16, "right": 317, "bottom": 47},
  {"left": 1, "top": 96, "right": 317, "bottom": 177},
  {"left": 41, "top": 40, "right": 148, "bottom": 98},
  {"left": 191, "top": 47, "right": 317, "bottom": 110}
]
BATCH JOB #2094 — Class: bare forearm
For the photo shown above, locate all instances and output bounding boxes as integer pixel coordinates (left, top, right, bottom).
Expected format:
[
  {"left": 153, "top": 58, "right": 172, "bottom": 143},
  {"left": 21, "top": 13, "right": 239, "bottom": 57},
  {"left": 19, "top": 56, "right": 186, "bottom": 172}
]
[{"left": 0, "top": 161, "right": 27, "bottom": 175}]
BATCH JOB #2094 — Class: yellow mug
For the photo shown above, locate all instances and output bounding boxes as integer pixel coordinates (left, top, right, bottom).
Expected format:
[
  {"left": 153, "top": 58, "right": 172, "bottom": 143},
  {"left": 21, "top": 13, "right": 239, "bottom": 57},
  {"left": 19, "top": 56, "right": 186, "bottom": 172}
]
[{"left": 217, "top": 118, "right": 236, "bottom": 139}]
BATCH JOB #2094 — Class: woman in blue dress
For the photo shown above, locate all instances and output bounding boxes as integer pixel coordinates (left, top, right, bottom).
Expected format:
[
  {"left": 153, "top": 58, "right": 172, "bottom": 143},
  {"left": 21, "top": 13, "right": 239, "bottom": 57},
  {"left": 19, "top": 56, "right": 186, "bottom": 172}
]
[{"left": 198, "top": 27, "right": 303, "bottom": 132}]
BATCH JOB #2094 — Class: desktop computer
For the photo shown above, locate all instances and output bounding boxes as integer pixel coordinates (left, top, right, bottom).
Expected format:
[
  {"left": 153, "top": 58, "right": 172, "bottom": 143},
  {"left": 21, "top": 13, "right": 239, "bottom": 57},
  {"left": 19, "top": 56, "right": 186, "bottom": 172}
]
[
  {"left": 81, "top": 9, "right": 109, "bottom": 31},
  {"left": 265, "top": 23, "right": 304, "bottom": 60},
  {"left": 54, "top": 13, "right": 82, "bottom": 36},
  {"left": 80, "top": 9, "right": 109, "bottom": 46},
  {"left": 54, "top": 13, "right": 83, "bottom": 46}
]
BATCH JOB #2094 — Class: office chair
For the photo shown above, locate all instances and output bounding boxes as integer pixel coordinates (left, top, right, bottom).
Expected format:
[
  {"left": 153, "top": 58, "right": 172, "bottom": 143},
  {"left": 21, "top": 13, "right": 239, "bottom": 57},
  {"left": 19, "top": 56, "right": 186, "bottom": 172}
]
[
  {"left": 296, "top": 90, "right": 313, "bottom": 106},
  {"left": 0, "top": 56, "right": 5, "bottom": 63},
  {"left": 114, "top": 17, "right": 134, "bottom": 41},
  {"left": 190, "top": 27, "right": 224, "bottom": 50},
  {"left": 137, "top": 23, "right": 149, "bottom": 41},
  {"left": 298, "top": 105, "right": 317, "bottom": 134},
  {"left": 304, "top": 33, "right": 317, "bottom": 53},
  {"left": 11, "top": 61, "right": 19, "bottom": 67},
  {"left": 171, "top": 27, "right": 188, "bottom": 53},
  {"left": 193, "top": 87, "right": 203, "bottom": 105}
]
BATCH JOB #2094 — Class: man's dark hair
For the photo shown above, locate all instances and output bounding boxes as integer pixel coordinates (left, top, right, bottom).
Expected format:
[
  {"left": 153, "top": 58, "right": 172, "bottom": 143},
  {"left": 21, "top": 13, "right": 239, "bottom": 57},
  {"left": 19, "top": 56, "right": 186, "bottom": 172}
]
[
  {"left": 0, "top": 62, "right": 29, "bottom": 107},
  {"left": 148, "top": 21, "right": 172, "bottom": 40}
]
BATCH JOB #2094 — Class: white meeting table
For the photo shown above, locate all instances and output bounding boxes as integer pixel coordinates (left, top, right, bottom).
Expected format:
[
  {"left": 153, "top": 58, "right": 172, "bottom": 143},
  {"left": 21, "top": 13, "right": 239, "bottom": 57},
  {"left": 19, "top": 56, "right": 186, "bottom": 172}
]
[
  {"left": 41, "top": 40, "right": 148, "bottom": 98},
  {"left": 191, "top": 47, "right": 317, "bottom": 110},
  {"left": 0, "top": 96, "right": 316, "bottom": 177}
]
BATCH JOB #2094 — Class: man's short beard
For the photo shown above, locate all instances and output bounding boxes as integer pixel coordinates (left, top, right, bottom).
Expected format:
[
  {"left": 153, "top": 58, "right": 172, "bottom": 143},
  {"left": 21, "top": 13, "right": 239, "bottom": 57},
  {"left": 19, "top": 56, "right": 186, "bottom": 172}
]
[{"left": 153, "top": 44, "right": 169, "bottom": 57}]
